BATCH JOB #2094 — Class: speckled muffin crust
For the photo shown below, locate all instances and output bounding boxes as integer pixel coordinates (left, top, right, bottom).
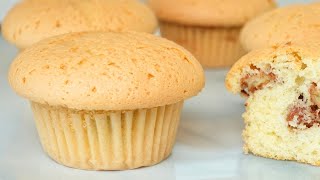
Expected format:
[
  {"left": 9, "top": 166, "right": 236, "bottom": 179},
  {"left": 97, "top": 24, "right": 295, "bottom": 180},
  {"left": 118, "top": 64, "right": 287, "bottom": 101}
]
[
  {"left": 149, "top": 0, "right": 276, "bottom": 27},
  {"left": 8, "top": 31, "right": 205, "bottom": 170},
  {"left": 240, "top": 3, "right": 320, "bottom": 51},
  {"left": 2, "top": 0, "right": 158, "bottom": 49}
]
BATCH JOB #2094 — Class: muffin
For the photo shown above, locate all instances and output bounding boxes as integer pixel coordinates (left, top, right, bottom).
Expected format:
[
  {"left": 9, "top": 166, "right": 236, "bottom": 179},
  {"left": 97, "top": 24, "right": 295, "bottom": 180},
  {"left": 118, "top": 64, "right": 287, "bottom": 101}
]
[
  {"left": 226, "top": 41, "right": 320, "bottom": 166},
  {"left": 241, "top": 3, "right": 320, "bottom": 52},
  {"left": 149, "top": 0, "right": 276, "bottom": 68},
  {"left": 8, "top": 31, "right": 205, "bottom": 170},
  {"left": 2, "top": 0, "right": 158, "bottom": 49}
]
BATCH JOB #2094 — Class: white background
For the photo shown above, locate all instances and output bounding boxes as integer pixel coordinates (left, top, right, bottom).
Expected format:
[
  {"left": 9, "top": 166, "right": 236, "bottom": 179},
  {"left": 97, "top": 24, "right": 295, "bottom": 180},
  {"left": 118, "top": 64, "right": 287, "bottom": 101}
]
[{"left": 0, "top": 0, "right": 317, "bottom": 21}]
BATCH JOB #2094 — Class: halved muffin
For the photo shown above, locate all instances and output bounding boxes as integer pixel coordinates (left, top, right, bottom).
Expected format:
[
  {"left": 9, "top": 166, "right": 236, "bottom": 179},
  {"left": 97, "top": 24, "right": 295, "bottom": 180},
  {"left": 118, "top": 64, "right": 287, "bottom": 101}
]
[{"left": 226, "top": 42, "right": 320, "bottom": 166}]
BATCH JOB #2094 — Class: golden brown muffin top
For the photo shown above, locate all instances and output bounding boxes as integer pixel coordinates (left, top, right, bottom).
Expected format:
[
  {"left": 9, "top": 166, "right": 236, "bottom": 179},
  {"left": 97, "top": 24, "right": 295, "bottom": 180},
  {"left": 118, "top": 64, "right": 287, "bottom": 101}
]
[
  {"left": 241, "top": 3, "right": 320, "bottom": 51},
  {"left": 9, "top": 31, "right": 205, "bottom": 111},
  {"left": 226, "top": 41, "right": 320, "bottom": 94},
  {"left": 2, "top": 0, "right": 158, "bottom": 49},
  {"left": 148, "top": 0, "right": 276, "bottom": 27}
]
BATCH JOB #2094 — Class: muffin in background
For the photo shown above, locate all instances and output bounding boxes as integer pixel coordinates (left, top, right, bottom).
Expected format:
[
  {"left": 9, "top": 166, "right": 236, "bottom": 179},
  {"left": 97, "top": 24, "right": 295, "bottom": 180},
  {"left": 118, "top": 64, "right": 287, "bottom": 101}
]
[
  {"left": 8, "top": 31, "right": 205, "bottom": 170},
  {"left": 241, "top": 3, "right": 320, "bottom": 52},
  {"left": 2, "top": 0, "right": 158, "bottom": 49},
  {"left": 149, "top": 0, "right": 276, "bottom": 68}
]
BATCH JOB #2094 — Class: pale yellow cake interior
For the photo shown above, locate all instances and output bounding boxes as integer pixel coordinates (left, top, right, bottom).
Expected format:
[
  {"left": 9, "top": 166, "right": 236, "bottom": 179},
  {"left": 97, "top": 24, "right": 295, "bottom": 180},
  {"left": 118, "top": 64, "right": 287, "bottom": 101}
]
[{"left": 230, "top": 51, "right": 320, "bottom": 166}]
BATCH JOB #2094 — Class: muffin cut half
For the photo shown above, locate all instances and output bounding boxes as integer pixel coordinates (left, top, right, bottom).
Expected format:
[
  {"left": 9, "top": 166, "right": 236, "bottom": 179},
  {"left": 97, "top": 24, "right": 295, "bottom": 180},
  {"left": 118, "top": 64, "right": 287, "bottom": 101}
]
[{"left": 226, "top": 42, "right": 320, "bottom": 166}]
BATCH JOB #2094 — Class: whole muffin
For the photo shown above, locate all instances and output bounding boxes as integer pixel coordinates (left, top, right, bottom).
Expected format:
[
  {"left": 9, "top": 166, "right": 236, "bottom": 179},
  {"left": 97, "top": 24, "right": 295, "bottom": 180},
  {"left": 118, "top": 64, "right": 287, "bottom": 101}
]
[
  {"left": 149, "top": 0, "right": 275, "bottom": 68},
  {"left": 226, "top": 41, "right": 320, "bottom": 166},
  {"left": 241, "top": 3, "right": 320, "bottom": 52},
  {"left": 8, "top": 31, "right": 205, "bottom": 170},
  {"left": 2, "top": 0, "right": 158, "bottom": 49}
]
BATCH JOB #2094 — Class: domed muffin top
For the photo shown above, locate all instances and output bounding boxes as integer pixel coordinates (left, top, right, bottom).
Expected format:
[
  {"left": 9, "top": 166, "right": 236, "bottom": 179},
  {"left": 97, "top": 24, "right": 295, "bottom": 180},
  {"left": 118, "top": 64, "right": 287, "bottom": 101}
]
[
  {"left": 241, "top": 3, "right": 320, "bottom": 51},
  {"left": 226, "top": 41, "right": 320, "bottom": 94},
  {"left": 2, "top": 0, "right": 158, "bottom": 49},
  {"left": 148, "top": 0, "right": 275, "bottom": 27},
  {"left": 9, "top": 31, "right": 205, "bottom": 111}
]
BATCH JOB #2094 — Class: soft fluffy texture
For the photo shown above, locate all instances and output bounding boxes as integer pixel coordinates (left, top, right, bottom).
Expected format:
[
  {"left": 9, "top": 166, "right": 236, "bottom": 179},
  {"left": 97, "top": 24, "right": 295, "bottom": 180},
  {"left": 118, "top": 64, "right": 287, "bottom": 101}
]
[
  {"left": 2, "top": 0, "right": 158, "bottom": 49},
  {"left": 148, "top": 0, "right": 276, "bottom": 27},
  {"left": 240, "top": 3, "right": 320, "bottom": 51},
  {"left": 9, "top": 31, "right": 205, "bottom": 111},
  {"left": 226, "top": 42, "right": 320, "bottom": 166}
]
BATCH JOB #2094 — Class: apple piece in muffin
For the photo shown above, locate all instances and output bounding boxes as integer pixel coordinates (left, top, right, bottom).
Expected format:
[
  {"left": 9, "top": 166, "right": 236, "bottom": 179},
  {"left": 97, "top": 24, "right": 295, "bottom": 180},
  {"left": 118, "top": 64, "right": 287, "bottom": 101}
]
[{"left": 226, "top": 42, "right": 320, "bottom": 166}]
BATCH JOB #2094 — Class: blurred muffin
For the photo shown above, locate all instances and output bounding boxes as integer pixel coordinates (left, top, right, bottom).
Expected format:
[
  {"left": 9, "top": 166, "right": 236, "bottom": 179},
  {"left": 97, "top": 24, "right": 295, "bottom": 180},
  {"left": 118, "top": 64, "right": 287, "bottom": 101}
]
[
  {"left": 226, "top": 41, "right": 320, "bottom": 166},
  {"left": 8, "top": 31, "right": 205, "bottom": 170},
  {"left": 2, "top": 0, "right": 158, "bottom": 49},
  {"left": 149, "top": 0, "right": 275, "bottom": 68},
  {"left": 241, "top": 3, "right": 320, "bottom": 52}
]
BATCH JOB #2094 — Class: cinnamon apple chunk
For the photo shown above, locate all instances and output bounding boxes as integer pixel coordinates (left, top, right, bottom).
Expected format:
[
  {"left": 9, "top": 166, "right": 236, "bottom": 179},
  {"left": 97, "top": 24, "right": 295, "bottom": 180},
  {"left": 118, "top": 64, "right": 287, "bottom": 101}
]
[{"left": 240, "top": 65, "right": 276, "bottom": 97}]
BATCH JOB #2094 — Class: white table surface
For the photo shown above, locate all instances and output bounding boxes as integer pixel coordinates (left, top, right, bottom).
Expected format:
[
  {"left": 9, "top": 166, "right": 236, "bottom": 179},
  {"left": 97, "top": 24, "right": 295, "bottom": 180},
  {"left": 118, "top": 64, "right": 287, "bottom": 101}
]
[{"left": 1, "top": 34, "right": 320, "bottom": 179}]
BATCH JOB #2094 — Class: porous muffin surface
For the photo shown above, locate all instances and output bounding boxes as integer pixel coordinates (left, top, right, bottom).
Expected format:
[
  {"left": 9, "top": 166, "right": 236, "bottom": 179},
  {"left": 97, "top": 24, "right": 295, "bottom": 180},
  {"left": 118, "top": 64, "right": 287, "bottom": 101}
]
[
  {"left": 226, "top": 42, "right": 320, "bottom": 165},
  {"left": 241, "top": 3, "right": 320, "bottom": 51},
  {"left": 8, "top": 31, "right": 205, "bottom": 111},
  {"left": 2, "top": 0, "right": 158, "bottom": 49},
  {"left": 148, "top": 0, "right": 276, "bottom": 27}
]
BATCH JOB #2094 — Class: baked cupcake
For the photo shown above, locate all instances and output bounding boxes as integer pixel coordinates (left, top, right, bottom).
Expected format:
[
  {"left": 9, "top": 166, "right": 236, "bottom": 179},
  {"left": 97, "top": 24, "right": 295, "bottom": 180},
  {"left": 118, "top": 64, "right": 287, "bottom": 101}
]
[
  {"left": 2, "top": 0, "right": 158, "bottom": 50},
  {"left": 149, "top": 0, "right": 276, "bottom": 68},
  {"left": 241, "top": 3, "right": 320, "bottom": 52},
  {"left": 8, "top": 31, "right": 205, "bottom": 170},
  {"left": 226, "top": 41, "right": 320, "bottom": 166}
]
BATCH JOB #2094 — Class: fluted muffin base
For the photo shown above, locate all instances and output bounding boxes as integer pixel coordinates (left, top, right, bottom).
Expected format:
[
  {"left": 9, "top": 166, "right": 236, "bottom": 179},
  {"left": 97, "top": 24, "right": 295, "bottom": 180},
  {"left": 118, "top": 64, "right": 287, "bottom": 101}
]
[
  {"left": 160, "top": 21, "right": 245, "bottom": 68},
  {"left": 31, "top": 101, "right": 183, "bottom": 170}
]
